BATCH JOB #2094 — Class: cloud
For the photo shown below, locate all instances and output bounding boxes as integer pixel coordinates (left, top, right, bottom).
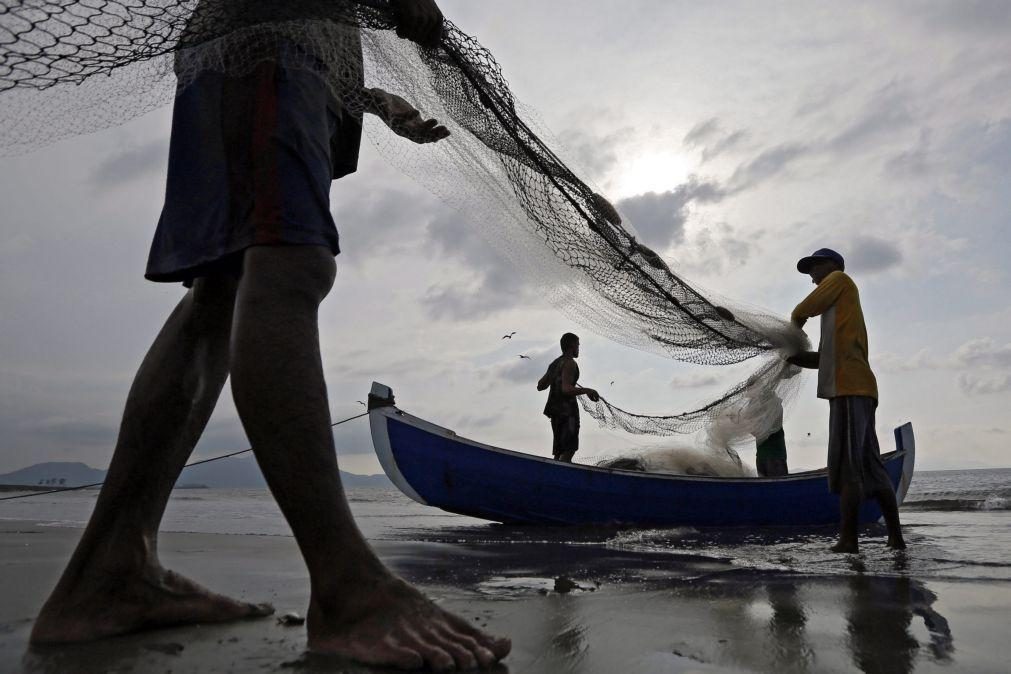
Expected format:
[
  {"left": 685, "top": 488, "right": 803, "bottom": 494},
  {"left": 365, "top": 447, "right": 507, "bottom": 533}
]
[
  {"left": 794, "top": 79, "right": 857, "bottom": 118},
  {"left": 616, "top": 177, "right": 727, "bottom": 250},
  {"left": 826, "top": 83, "right": 915, "bottom": 154},
  {"left": 885, "top": 128, "right": 933, "bottom": 177},
  {"left": 727, "top": 142, "right": 810, "bottom": 190},
  {"left": 683, "top": 118, "right": 721, "bottom": 147},
  {"left": 557, "top": 125, "right": 631, "bottom": 181},
  {"left": 91, "top": 140, "right": 168, "bottom": 188},
  {"left": 420, "top": 208, "right": 538, "bottom": 320},
  {"left": 915, "top": 0, "right": 1011, "bottom": 38},
  {"left": 333, "top": 186, "right": 435, "bottom": 260},
  {"left": 877, "top": 339, "right": 1011, "bottom": 375},
  {"left": 676, "top": 223, "right": 756, "bottom": 277},
  {"left": 964, "top": 118, "right": 1011, "bottom": 176},
  {"left": 875, "top": 348, "right": 938, "bottom": 372},
  {"left": 422, "top": 268, "right": 529, "bottom": 321},
  {"left": 953, "top": 338, "right": 1011, "bottom": 369},
  {"left": 702, "top": 130, "right": 749, "bottom": 163},
  {"left": 683, "top": 118, "right": 750, "bottom": 162},
  {"left": 845, "top": 236, "right": 903, "bottom": 274},
  {"left": 958, "top": 372, "right": 1011, "bottom": 395}
]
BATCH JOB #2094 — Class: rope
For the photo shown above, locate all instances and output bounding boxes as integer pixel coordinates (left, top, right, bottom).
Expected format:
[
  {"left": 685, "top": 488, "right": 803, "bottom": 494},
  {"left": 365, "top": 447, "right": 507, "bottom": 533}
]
[{"left": 0, "top": 411, "right": 369, "bottom": 502}]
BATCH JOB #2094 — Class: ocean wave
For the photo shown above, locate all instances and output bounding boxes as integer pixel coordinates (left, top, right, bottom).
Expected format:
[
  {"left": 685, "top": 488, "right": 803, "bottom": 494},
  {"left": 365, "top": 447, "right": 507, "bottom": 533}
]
[
  {"left": 980, "top": 494, "right": 1010, "bottom": 511},
  {"left": 902, "top": 494, "right": 1011, "bottom": 512}
]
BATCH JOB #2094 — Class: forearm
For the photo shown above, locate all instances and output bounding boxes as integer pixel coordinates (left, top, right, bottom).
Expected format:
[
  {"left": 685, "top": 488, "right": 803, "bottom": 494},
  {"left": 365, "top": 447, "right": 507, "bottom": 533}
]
[
  {"left": 360, "top": 87, "right": 386, "bottom": 116},
  {"left": 788, "top": 351, "right": 820, "bottom": 369},
  {"left": 561, "top": 384, "right": 592, "bottom": 397}
]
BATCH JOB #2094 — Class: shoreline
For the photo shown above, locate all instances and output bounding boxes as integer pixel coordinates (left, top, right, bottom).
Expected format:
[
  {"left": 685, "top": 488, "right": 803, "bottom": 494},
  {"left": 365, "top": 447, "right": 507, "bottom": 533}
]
[{"left": 2, "top": 520, "right": 1009, "bottom": 673}]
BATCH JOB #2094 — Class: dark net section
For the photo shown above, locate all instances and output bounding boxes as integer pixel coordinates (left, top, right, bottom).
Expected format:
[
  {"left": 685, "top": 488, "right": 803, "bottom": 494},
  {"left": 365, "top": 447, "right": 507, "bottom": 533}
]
[
  {"left": 0, "top": 0, "right": 779, "bottom": 364},
  {"left": 1, "top": 2, "right": 804, "bottom": 448},
  {"left": 0, "top": 1, "right": 370, "bottom": 90}
]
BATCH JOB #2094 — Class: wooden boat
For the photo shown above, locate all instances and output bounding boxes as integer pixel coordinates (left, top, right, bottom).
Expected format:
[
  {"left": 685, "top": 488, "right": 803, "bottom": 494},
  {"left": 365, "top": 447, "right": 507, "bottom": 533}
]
[{"left": 368, "top": 383, "right": 915, "bottom": 527}]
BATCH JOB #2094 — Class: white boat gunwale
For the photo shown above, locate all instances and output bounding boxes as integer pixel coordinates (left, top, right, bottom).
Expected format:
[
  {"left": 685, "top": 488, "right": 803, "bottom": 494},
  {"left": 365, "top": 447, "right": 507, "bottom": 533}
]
[{"left": 369, "top": 382, "right": 914, "bottom": 489}]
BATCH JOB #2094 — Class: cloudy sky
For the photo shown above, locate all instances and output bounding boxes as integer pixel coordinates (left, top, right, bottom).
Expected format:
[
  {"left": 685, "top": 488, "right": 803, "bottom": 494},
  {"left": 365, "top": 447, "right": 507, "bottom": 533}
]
[{"left": 1, "top": 1, "right": 1009, "bottom": 477}]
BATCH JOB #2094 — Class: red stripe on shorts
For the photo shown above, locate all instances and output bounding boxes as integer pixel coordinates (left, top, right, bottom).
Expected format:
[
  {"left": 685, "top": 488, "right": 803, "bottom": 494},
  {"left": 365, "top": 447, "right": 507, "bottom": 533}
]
[{"left": 250, "top": 62, "right": 282, "bottom": 245}]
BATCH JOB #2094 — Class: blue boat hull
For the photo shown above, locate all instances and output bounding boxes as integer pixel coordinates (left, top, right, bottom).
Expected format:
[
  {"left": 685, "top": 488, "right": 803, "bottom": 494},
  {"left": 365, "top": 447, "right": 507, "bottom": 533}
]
[{"left": 369, "top": 386, "right": 915, "bottom": 527}]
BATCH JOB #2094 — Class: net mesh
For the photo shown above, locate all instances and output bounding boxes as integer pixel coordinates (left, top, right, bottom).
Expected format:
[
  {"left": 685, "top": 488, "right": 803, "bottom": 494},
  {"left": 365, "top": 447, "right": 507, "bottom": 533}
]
[{"left": 1, "top": 0, "right": 809, "bottom": 461}]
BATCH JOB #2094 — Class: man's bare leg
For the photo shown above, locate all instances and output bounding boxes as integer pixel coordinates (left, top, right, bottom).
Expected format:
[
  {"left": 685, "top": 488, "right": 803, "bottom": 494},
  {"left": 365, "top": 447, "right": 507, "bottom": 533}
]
[
  {"left": 873, "top": 488, "right": 906, "bottom": 549},
  {"left": 31, "top": 275, "right": 273, "bottom": 644},
  {"left": 831, "top": 483, "right": 861, "bottom": 553},
  {"left": 230, "top": 246, "right": 510, "bottom": 670}
]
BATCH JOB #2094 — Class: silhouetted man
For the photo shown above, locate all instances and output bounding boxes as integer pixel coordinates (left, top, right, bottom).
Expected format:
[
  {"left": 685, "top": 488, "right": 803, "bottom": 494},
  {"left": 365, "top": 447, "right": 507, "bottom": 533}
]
[
  {"left": 537, "top": 333, "right": 599, "bottom": 462},
  {"left": 788, "top": 248, "right": 904, "bottom": 553},
  {"left": 30, "top": 2, "right": 510, "bottom": 670}
]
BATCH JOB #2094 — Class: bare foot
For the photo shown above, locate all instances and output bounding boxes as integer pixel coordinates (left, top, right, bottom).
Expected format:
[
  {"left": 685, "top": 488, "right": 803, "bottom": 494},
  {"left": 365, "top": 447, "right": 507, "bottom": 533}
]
[
  {"left": 830, "top": 540, "right": 859, "bottom": 554},
  {"left": 30, "top": 566, "right": 273, "bottom": 644},
  {"left": 308, "top": 576, "right": 510, "bottom": 671},
  {"left": 887, "top": 535, "right": 907, "bottom": 550}
]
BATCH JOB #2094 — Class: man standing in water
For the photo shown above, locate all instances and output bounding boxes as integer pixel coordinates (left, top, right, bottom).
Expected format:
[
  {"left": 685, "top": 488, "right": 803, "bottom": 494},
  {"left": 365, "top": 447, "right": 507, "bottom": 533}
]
[
  {"left": 537, "top": 333, "right": 599, "bottom": 462},
  {"left": 30, "top": 1, "right": 510, "bottom": 670},
  {"left": 788, "top": 248, "right": 905, "bottom": 553}
]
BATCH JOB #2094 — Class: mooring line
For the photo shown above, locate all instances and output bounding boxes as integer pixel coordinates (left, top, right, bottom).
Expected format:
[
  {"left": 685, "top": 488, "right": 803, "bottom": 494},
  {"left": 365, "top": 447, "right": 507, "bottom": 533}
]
[{"left": 0, "top": 411, "right": 369, "bottom": 502}]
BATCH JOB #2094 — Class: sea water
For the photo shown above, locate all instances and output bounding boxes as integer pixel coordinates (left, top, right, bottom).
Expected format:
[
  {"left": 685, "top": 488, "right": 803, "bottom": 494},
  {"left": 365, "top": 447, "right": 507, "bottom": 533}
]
[{"left": 1, "top": 468, "right": 1008, "bottom": 582}]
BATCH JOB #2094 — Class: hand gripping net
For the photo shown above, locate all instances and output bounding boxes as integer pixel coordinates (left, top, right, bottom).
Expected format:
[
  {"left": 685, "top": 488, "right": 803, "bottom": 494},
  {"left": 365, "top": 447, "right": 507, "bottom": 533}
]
[{"left": 1, "top": 1, "right": 808, "bottom": 456}]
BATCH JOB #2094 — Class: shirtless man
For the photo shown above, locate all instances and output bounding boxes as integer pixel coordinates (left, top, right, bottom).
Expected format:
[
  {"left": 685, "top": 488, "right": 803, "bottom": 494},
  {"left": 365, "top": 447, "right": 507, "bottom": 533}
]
[
  {"left": 537, "top": 333, "right": 599, "bottom": 462},
  {"left": 30, "top": 1, "right": 510, "bottom": 670}
]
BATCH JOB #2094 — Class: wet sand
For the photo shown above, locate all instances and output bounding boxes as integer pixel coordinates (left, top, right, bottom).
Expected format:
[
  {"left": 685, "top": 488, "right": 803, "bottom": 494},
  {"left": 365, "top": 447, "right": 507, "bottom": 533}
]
[{"left": 1, "top": 520, "right": 1008, "bottom": 673}]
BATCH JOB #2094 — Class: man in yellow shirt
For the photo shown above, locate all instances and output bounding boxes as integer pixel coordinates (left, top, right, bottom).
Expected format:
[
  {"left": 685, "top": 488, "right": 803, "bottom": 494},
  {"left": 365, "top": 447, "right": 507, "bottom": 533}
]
[{"left": 788, "top": 248, "right": 905, "bottom": 553}]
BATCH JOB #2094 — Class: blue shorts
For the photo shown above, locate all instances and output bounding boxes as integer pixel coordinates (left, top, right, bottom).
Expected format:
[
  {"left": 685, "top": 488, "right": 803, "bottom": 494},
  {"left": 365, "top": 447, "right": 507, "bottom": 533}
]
[{"left": 146, "top": 45, "right": 346, "bottom": 283}]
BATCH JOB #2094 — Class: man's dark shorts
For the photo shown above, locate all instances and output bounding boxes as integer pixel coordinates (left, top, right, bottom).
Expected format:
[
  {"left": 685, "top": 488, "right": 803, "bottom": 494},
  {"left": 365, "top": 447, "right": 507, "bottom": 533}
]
[
  {"left": 757, "top": 455, "right": 789, "bottom": 478},
  {"left": 756, "top": 427, "right": 788, "bottom": 477},
  {"left": 827, "top": 395, "right": 894, "bottom": 497},
  {"left": 551, "top": 415, "right": 579, "bottom": 462},
  {"left": 146, "top": 43, "right": 347, "bottom": 284}
]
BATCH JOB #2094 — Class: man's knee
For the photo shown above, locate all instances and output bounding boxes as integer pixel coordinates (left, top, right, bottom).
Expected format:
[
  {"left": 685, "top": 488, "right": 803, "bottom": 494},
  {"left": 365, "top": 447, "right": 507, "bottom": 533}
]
[{"left": 239, "top": 245, "right": 337, "bottom": 307}]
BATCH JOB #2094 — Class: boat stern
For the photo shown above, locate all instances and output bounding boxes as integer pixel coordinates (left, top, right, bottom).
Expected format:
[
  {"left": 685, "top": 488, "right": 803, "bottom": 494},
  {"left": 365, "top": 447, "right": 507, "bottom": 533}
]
[{"left": 893, "top": 422, "right": 916, "bottom": 506}]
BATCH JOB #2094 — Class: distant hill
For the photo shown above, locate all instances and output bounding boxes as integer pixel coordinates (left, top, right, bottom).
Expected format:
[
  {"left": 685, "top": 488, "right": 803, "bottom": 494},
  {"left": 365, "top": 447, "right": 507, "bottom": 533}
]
[
  {"left": 0, "top": 457, "right": 392, "bottom": 490},
  {"left": 0, "top": 462, "right": 106, "bottom": 487}
]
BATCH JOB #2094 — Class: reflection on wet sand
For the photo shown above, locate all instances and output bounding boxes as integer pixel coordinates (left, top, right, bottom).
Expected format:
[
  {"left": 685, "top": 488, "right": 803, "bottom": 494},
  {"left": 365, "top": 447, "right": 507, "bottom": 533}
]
[
  {"left": 8, "top": 522, "right": 977, "bottom": 674},
  {"left": 389, "top": 525, "right": 960, "bottom": 673},
  {"left": 766, "top": 582, "right": 814, "bottom": 671},
  {"left": 846, "top": 575, "right": 953, "bottom": 673}
]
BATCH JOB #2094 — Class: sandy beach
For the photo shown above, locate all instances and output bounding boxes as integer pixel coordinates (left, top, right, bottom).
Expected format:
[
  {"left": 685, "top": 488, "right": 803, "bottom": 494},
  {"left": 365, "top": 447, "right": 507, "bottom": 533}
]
[{"left": 2, "top": 516, "right": 1008, "bottom": 674}]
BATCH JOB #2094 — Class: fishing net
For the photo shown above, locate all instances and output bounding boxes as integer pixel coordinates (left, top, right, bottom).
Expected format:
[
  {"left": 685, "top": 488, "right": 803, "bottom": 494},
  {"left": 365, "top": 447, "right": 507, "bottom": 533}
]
[
  {"left": 1, "top": 0, "right": 809, "bottom": 461},
  {"left": 583, "top": 353, "right": 805, "bottom": 468},
  {"left": 595, "top": 446, "right": 753, "bottom": 478}
]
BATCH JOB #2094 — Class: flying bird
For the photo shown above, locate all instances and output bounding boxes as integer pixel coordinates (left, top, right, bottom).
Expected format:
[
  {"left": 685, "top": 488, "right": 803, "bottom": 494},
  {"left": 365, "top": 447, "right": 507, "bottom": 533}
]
[
  {"left": 356, "top": 400, "right": 366, "bottom": 406},
  {"left": 518, "top": 354, "right": 531, "bottom": 359},
  {"left": 502, "top": 331, "right": 517, "bottom": 339},
  {"left": 610, "top": 381, "right": 615, "bottom": 386}
]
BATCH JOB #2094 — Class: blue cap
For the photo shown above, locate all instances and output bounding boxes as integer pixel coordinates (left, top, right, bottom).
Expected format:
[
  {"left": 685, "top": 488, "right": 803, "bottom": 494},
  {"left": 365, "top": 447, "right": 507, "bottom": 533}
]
[{"left": 797, "top": 248, "right": 844, "bottom": 273}]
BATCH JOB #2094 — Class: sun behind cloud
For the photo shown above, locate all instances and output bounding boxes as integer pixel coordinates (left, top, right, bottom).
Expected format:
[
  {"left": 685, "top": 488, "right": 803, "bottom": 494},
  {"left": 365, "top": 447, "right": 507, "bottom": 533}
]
[{"left": 610, "top": 148, "right": 694, "bottom": 199}]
